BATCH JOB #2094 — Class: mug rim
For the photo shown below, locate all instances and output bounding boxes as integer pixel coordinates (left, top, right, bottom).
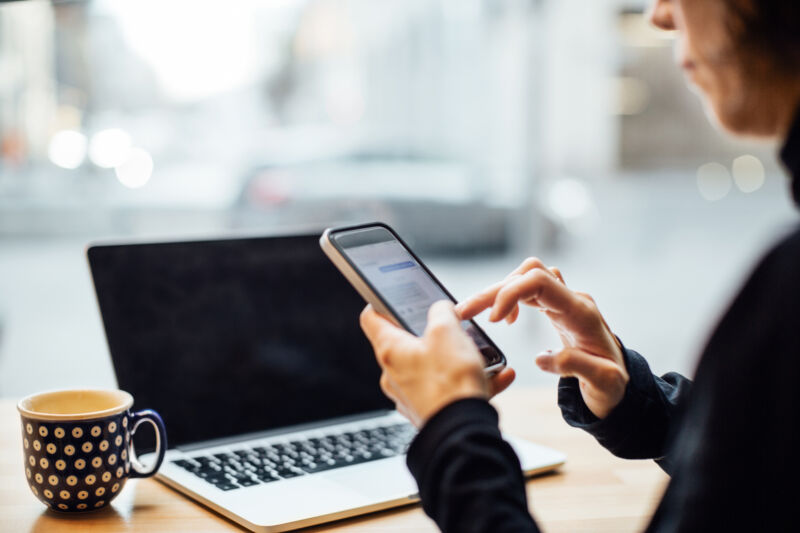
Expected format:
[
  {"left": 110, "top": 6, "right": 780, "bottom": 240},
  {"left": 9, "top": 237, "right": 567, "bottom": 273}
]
[{"left": 17, "top": 389, "right": 134, "bottom": 422}]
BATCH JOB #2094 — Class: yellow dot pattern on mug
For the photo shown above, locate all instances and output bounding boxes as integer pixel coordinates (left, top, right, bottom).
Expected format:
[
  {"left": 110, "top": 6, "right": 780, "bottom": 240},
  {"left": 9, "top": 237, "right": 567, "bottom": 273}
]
[{"left": 21, "top": 415, "right": 131, "bottom": 512}]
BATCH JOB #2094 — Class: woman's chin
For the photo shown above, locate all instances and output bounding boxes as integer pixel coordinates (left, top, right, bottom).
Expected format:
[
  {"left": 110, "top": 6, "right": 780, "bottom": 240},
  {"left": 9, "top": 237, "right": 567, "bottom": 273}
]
[{"left": 702, "top": 93, "right": 779, "bottom": 139}]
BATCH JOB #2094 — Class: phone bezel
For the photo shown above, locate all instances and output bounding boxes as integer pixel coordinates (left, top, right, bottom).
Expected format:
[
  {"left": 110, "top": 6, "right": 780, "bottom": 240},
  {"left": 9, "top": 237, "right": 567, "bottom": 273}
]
[{"left": 321, "top": 221, "right": 507, "bottom": 375}]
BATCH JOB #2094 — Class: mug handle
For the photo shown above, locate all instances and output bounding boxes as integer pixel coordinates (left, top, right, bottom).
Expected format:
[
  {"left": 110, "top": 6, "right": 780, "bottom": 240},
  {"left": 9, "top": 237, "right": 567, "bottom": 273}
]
[{"left": 128, "top": 409, "right": 168, "bottom": 479}]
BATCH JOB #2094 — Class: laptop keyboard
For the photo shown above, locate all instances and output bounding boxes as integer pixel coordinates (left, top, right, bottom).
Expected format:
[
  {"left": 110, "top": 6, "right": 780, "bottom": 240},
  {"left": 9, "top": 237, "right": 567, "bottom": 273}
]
[{"left": 171, "top": 422, "right": 416, "bottom": 491}]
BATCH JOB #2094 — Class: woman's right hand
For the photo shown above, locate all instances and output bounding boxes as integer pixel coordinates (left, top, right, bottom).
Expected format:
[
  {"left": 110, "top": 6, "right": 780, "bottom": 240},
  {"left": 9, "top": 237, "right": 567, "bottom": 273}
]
[{"left": 455, "top": 258, "right": 629, "bottom": 419}]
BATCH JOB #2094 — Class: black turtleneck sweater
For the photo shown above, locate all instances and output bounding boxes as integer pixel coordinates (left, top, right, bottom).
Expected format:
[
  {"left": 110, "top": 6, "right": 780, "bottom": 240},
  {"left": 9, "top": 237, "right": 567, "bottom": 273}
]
[{"left": 405, "top": 111, "right": 800, "bottom": 533}]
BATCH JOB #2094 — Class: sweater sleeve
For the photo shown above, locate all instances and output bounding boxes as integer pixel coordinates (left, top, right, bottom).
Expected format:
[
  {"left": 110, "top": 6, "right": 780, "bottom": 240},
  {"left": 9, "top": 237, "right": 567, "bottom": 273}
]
[
  {"left": 406, "top": 398, "right": 540, "bottom": 533},
  {"left": 557, "top": 346, "right": 692, "bottom": 474}
]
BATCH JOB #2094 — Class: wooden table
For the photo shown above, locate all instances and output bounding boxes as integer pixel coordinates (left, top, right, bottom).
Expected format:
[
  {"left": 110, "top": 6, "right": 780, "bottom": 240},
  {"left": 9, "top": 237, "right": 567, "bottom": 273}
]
[{"left": 0, "top": 388, "right": 668, "bottom": 532}]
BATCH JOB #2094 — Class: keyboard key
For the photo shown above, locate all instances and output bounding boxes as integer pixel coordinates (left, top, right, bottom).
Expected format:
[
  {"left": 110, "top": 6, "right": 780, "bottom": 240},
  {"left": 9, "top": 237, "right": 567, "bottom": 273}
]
[
  {"left": 180, "top": 422, "right": 415, "bottom": 489},
  {"left": 300, "top": 462, "right": 338, "bottom": 474},
  {"left": 172, "top": 459, "right": 198, "bottom": 471},
  {"left": 276, "top": 468, "right": 304, "bottom": 479}
]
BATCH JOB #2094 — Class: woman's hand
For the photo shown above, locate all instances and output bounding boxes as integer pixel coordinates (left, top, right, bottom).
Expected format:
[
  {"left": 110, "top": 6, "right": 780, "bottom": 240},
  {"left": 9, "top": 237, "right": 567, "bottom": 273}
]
[
  {"left": 455, "top": 258, "right": 628, "bottom": 419},
  {"left": 360, "top": 301, "right": 517, "bottom": 428}
]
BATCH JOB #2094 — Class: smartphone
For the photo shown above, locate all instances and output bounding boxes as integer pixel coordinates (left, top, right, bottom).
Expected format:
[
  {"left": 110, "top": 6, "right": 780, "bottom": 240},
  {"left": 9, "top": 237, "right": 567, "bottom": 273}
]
[{"left": 320, "top": 222, "right": 507, "bottom": 375}]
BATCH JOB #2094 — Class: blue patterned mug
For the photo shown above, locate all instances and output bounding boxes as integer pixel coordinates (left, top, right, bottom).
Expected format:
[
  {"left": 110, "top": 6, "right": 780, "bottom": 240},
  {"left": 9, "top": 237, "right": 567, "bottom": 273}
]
[{"left": 17, "top": 389, "right": 167, "bottom": 512}]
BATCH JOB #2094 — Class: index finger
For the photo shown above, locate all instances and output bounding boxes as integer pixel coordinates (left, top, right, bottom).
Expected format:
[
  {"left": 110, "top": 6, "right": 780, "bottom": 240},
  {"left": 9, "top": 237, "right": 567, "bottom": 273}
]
[
  {"left": 456, "top": 259, "right": 559, "bottom": 320},
  {"left": 489, "top": 268, "right": 577, "bottom": 322},
  {"left": 455, "top": 278, "right": 509, "bottom": 320}
]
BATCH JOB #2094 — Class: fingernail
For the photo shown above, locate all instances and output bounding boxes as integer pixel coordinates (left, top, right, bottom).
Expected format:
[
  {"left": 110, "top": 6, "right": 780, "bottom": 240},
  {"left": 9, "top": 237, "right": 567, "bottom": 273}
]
[{"left": 536, "top": 350, "right": 554, "bottom": 357}]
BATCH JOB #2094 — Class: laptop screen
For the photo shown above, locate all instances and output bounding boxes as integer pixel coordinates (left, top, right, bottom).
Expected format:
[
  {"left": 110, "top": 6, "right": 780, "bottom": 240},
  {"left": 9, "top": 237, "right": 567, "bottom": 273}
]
[{"left": 88, "top": 234, "right": 392, "bottom": 451}]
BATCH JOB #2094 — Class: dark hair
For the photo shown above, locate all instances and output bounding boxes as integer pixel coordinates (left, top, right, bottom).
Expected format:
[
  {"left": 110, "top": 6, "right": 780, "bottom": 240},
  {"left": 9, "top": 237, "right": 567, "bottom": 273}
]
[{"left": 728, "top": 0, "right": 800, "bottom": 70}]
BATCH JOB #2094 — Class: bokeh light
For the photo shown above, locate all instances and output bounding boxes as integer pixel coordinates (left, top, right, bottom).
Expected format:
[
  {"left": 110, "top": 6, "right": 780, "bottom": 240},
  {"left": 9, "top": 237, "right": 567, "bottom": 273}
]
[
  {"left": 547, "top": 178, "right": 592, "bottom": 220},
  {"left": 89, "top": 129, "right": 132, "bottom": 168},
  {"left": 114, "top": 148, "right": 153, "bottom": 188},
  {"left": 731, "top": 155, "right": 765, "bottom": 193},
  {"left": 696, "top": 162, "right": 732, "bottom": 202},
  {"left": 47, "top": 130, "right": 87, "bottom": 169}
]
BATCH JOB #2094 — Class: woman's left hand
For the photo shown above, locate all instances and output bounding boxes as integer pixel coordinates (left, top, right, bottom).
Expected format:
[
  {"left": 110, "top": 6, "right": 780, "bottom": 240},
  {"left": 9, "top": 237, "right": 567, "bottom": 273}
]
[{"left": 360, "top": 301, "right": 516, "bottom": 428}]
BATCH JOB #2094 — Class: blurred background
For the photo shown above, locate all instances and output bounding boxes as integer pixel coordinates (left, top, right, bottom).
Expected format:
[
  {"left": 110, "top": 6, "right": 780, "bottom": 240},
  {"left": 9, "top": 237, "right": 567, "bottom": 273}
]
[{"left": 1, "top": 0, "right": 797, "bottom": 397}]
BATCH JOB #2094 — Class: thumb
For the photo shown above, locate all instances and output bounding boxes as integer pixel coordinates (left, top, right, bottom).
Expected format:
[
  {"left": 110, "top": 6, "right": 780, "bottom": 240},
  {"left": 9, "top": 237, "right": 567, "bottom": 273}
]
[
  {"left": 536, "top": 346, "right": 617, "bottom": 385},
  {"left": 361, "top": 305, "right": 414, "bottom": 351}
]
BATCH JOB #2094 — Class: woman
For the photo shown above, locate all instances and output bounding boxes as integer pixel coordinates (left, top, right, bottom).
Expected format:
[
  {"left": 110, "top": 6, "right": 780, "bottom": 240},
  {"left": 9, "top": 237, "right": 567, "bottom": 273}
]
[{"left": 360, "top": 0, "right": 800, "bottom": 531}]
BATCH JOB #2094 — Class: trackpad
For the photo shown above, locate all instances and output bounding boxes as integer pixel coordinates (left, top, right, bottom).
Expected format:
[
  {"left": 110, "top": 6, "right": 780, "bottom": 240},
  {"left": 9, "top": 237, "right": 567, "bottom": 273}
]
[{"left": 326, "top": 456, "right": 418, "bottom": 500}]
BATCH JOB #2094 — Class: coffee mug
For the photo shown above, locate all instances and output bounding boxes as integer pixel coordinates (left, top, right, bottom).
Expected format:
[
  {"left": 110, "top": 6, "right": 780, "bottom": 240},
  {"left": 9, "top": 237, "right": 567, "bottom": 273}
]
[{"left": 17, "top": 389, "right": 167, "bottom": 512}]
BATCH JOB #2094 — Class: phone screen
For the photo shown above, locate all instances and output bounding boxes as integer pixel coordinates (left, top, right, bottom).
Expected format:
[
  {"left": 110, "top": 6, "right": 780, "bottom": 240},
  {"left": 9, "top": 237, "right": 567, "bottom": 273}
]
[{"left": 331, "top": 226, "right": 505, "bottom": 368}]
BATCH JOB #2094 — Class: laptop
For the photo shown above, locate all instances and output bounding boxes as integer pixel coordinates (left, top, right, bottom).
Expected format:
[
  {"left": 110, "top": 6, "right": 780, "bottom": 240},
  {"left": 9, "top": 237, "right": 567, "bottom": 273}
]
[{"left": 87, "top": 232, "right": 566, "bottom": 532}]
